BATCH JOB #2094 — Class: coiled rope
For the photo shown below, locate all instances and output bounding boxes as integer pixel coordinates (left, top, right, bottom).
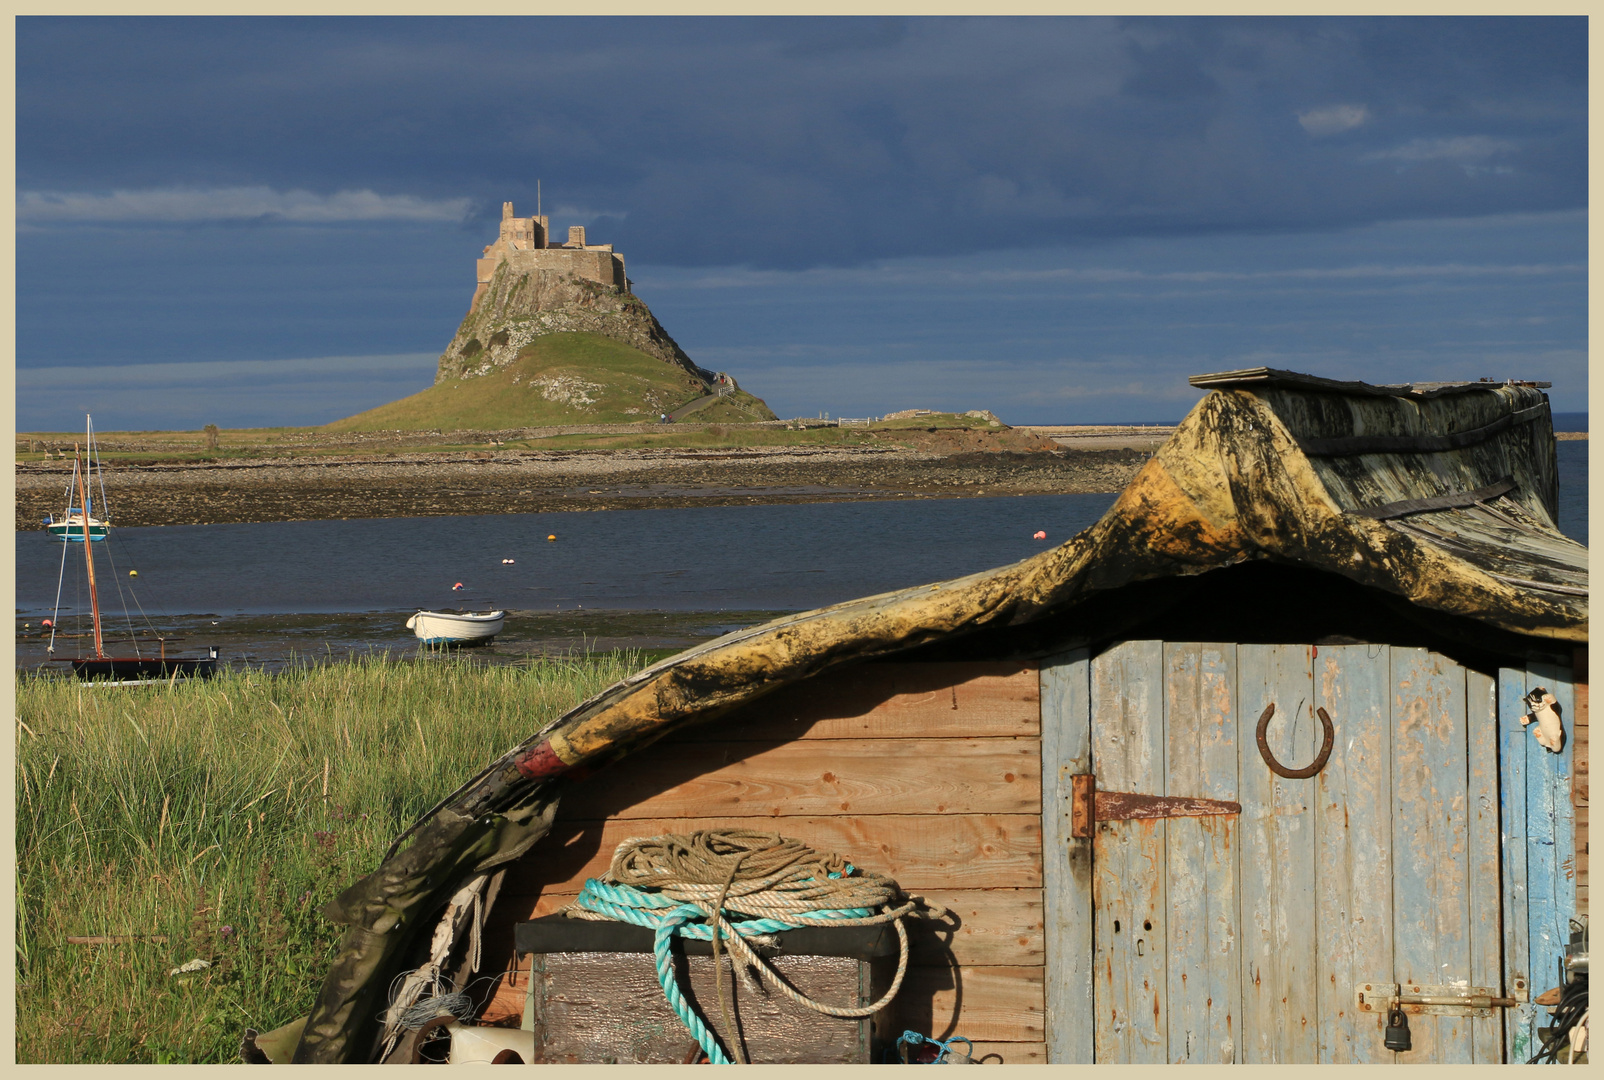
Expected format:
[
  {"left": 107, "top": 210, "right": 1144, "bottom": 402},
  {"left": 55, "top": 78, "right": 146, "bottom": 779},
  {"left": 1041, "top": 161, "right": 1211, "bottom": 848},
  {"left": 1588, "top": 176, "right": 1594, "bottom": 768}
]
[{"left": 563, "top": 829, "right": 934, "bottom": 1065}]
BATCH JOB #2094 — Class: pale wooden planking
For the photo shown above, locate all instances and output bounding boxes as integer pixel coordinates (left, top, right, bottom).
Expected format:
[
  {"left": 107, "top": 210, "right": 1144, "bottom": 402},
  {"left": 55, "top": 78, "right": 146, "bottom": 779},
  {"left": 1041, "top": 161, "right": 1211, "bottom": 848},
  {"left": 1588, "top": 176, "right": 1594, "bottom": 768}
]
[
  {"left": 1466, "top": 669, "right": 1504, "bottom": 1062},
  {"left": 1039, "top": 648, "right": 1094, "bottom": 1064},
  {"left": 1162, "top": 643, "right": 1241, "bottom": 1064},
  {"left": 1498, "top": 665, "right": 1536, "bottom": 1063},
  {"left": 499, "top": 815, "right": 1043, "bottom": 898},
  {"left": 964, "top": 1041, "right": 1047, "bottom": 1064},
  {"left": 1313, "top": 644, "right": 1394, "bottom": 1063},
  {"left": 1236, "top": 644, "right": 1318, "bottom": 1062},
  {"left": 559, "top": 738, "right": 1042, "bottom": 820},
  {"left": 510, "top": 887, "right": 1044, "bottom": 970},
  {"left": 897, "top": 965, "right": 1045, "bottom": 1043},
  {"left": 696, "top": 662, "right": 1040, "bottom": 742},
  {"left": 1526, "top": 660, "right": 1577, "bottom": 1009},
  {"left": 1090, "top": 640, "right": 1167, "bottom": 1064},
  {"left": 1389, "top": 647, "right": 1472, "bottom": 1063}
]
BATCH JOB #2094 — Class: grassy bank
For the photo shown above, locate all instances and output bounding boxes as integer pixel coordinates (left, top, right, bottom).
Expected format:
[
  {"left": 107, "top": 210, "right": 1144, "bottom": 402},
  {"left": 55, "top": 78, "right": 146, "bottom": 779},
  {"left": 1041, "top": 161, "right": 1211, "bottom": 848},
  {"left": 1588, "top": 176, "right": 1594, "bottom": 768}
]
[{"left": 15, "top": 653, "right": 640, "bottom": 1064}]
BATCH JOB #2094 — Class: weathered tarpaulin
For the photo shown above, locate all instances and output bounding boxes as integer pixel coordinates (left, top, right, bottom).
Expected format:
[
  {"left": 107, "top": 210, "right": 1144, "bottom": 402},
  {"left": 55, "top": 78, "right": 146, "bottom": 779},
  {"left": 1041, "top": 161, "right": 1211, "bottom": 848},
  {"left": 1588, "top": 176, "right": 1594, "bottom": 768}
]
[{"left": 293, "top": 370, "right": 1586, "bottom": 1062}]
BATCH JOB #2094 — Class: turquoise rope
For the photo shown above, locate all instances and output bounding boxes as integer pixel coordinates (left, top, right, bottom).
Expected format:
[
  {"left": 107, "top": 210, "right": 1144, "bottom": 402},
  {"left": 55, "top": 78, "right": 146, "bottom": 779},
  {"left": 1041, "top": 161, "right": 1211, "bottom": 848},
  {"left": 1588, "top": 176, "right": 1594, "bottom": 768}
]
[{"left": 570, "top": 875, "right": 871, "bottom": 1063}]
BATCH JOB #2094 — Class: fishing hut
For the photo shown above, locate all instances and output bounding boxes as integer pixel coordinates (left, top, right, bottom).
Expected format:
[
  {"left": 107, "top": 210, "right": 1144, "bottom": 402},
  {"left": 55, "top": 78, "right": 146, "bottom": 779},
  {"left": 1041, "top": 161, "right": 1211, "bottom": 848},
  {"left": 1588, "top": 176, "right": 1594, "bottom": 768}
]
[{"left": 277, "top": 368, "right": 1586, "bottom": 1064}]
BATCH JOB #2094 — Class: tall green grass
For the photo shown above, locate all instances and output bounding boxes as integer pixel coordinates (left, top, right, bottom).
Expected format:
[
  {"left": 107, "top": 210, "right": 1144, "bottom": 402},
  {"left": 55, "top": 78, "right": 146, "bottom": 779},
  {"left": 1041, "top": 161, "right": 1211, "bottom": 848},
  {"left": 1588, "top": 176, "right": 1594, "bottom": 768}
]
[{"left": 15, "top": 653, "right": 639, "bottom": 1064}]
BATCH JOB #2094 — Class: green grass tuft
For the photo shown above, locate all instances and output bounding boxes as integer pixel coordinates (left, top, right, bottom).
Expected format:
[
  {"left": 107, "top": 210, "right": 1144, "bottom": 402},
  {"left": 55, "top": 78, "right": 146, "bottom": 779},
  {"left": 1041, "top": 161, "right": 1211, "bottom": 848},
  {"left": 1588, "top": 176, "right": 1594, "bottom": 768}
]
[{"left": 15, "top": 652, "right": 640, "bottom": 1063}]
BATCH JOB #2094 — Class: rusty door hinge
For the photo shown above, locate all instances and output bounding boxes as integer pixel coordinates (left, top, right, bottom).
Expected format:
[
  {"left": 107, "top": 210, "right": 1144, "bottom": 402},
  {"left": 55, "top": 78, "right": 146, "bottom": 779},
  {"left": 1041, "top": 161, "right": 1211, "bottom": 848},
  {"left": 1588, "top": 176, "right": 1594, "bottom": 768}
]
[{"left": 1070, "top": 774, "right": 1241, "bottom": 838}]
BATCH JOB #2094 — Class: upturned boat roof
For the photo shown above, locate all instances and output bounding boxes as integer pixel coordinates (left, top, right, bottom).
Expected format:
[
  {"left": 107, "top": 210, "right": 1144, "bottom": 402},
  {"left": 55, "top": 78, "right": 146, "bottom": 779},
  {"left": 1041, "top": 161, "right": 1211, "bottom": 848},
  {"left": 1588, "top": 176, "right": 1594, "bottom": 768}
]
[{"left": 293, "top": 369, "right": 1586, "bottom": 1062}]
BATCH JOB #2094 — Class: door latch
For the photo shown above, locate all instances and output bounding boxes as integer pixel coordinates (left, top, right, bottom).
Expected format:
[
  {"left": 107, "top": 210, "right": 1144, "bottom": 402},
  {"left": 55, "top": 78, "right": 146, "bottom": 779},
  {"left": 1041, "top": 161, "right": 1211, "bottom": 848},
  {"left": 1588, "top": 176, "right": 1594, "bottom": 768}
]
[{"left": 1356, "top": 982, "right": 1523, "bottom": 1018}]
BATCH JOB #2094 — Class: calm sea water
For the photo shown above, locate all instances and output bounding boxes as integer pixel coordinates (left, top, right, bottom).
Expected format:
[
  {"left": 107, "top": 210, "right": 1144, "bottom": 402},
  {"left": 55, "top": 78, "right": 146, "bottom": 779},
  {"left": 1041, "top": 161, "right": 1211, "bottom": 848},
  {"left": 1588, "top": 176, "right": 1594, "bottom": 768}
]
[{"left": 16, "top": 440, "right": 1585, "bottom": 669}]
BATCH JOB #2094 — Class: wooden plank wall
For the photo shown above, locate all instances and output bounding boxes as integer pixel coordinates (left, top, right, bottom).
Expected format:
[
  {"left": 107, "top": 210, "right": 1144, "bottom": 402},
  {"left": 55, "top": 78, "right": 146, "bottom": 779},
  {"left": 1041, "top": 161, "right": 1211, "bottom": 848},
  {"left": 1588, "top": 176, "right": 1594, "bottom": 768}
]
[
  {"left": 483, "top": 662, "right": 1047, "bottom": 1064},
  {"left": 1499, "top": 656, "right": 1580, "bottom": 1063},
  {"left": 1575, "top": 646, "right": 1588, "bottom": 916}
]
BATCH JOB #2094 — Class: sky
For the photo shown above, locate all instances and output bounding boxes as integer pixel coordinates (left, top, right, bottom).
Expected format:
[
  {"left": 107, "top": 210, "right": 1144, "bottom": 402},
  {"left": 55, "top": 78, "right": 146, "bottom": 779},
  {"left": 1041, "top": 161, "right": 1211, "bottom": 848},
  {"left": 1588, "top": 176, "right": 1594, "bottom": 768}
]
[{"left": 15, "top": 16, "right": 1588, "bottom": 430}]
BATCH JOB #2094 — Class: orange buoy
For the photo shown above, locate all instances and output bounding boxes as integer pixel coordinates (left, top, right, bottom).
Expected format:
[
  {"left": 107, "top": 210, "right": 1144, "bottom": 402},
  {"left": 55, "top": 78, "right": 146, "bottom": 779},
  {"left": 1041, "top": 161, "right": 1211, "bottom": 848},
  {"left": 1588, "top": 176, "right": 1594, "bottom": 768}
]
[
  {"left": 547, "top": 534, "right": 556, "bottom": 542},
  {"left": 1033, "top": 531, "right": 1047, "bottom": 540}
]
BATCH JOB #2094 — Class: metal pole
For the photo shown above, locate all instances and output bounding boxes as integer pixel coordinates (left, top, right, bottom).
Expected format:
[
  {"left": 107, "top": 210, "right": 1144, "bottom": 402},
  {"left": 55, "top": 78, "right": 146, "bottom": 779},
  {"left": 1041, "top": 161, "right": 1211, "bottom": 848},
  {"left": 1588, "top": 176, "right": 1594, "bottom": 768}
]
[{"left": 74, "top": 444, "right": 104, "bottom": 658}]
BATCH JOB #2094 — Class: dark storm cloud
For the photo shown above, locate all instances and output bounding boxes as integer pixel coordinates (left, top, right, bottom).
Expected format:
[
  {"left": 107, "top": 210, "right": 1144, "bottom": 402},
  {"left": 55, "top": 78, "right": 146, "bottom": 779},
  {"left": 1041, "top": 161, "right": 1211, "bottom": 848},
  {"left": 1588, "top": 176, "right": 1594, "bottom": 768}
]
[{"left": 18, "top": 16, "right": 1585, "bottom": 269}]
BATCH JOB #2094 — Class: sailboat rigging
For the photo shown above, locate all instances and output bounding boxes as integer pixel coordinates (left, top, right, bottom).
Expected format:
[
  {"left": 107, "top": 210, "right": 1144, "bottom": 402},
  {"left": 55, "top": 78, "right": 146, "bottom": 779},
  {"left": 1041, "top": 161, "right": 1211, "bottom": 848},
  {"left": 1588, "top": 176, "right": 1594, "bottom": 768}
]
[{"left": 48, "top": 415, "right": 219, "bottom": 681}]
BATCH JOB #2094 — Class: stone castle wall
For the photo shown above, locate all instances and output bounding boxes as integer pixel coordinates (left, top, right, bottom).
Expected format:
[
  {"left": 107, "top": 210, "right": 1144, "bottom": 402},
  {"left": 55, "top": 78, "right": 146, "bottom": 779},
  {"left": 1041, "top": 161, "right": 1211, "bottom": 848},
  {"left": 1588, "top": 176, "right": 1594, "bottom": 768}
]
[
  {"left": 439, "top": 201, "right": 702, "bottom": 386},
  {"left": 470, "top": 202, "right": 628, "bottom": 311}
]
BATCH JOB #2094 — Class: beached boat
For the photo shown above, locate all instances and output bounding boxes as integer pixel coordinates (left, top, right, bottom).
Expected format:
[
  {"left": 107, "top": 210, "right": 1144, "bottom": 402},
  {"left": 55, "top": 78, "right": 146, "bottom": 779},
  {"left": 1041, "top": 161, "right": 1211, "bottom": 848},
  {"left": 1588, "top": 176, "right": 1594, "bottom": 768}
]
[
  {"left": 48, "top": 416, "right": 219, "bottom": 681},
  {"left": 407, "top": 609, "right": 506, "bottom": 645}
]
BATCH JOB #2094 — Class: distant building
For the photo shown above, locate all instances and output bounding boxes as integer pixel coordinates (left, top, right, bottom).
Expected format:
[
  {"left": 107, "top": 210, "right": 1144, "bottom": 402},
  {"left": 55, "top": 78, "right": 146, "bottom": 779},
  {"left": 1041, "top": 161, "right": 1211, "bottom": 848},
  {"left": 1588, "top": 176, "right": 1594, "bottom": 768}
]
[{"left": 471, "top": 202, "right": 629, "bottom": 311}]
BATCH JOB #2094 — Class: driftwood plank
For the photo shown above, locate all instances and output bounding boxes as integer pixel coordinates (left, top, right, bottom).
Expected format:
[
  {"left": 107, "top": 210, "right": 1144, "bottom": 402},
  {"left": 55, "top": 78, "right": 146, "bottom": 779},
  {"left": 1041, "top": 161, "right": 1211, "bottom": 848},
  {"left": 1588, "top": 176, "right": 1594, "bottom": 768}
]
[
  {"left": 696, "top": 662, "right": 1040, "bottom": 742},
  {"left": 560, "top": 738, "right": 1042, "bottom": 820},
  {"left": 897, "top": 965, "right": 1045, "bottom": 1043},
  {"left": 1236, "top": 644, "right": 1318, "bottom": 1063},
  {"left": 1162, "top": 643, "right": 1240, "bottom": 1064},
  {"left": 1466, "top": 669, "right": 1503, "bottom": 1062},
  {"left": 1040, "top": 648, "right": 1093, "bottom": 1064},
  {"left": 1314, "top": 644, "right": 1394, "bottom": 1063},
  {"left": 1499, "top": 665, "right": 1535, "bottom": 1063},
  {"left": 499, "top": 815, "right": 1043, "bottom": 898},
  {"left": 1390, "top": 647, "right": 1472, "bottom": 1063},
  {"left": 1090, "top": 640, "right": 1167, "bottom": 1064}
]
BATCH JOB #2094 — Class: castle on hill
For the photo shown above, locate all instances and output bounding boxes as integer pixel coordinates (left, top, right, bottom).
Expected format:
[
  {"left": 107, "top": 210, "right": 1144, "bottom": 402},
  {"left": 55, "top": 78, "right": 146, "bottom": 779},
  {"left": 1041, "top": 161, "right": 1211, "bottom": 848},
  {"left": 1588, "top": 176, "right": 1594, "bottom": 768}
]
[{"left": 471, "top": 202, "right": 629, "bottom": 311}]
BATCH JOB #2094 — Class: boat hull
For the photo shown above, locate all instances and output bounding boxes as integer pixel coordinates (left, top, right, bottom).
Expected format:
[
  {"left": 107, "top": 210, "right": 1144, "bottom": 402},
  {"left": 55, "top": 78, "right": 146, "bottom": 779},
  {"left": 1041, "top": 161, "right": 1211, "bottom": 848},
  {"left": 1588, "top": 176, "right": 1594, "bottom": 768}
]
[
  {"left": 407, "top": 610, "right": 505, "bottom": 645},
  {"left": 48, "top": 521, "right": 109, "bottom": 542},
  {"left": 70, "top": 656, "right": 219, "bottom": 681}
]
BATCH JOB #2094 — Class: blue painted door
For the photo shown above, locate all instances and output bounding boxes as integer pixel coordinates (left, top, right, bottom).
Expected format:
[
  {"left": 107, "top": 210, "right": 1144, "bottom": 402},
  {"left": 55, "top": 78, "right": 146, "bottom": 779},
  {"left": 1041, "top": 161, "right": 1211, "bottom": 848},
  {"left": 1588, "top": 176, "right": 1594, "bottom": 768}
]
[
  {"left": 1498, "top": 660, "right": 1579, "bottom": 1063},
  {"left": 1042, "top": 641, "right": 1573, "bottom": 1064}
]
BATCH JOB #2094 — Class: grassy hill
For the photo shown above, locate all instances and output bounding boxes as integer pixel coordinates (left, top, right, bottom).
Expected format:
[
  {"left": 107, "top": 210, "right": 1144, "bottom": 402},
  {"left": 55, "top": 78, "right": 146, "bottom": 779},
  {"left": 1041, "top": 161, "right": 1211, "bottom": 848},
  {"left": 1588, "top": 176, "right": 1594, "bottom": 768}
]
[{"left": 326, "top": 332, "right": 775, "bottom": 431}]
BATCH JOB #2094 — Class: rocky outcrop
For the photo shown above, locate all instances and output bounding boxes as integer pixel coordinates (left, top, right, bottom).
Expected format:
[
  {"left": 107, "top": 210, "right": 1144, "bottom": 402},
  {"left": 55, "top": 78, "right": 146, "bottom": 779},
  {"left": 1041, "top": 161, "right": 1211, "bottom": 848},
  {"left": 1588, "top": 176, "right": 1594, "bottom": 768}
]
[{"left": 437, "top": 262, "right": 713, "bottom": 384}]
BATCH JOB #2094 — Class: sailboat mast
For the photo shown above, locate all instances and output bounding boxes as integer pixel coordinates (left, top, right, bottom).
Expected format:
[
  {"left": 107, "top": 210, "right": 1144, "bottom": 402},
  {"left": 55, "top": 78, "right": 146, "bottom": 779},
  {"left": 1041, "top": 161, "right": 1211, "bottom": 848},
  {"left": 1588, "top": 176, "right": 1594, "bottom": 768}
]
[{"left": 73, "top": 443, "right": 104, "bottom": 658}]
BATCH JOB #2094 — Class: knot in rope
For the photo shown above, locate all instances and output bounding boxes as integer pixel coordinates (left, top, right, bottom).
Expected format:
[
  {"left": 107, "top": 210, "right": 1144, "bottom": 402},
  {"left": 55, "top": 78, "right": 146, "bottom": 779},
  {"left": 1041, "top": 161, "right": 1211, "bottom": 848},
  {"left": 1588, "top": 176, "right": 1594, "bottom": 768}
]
[{"left": 563, "top": 829, "right": 933, "bottom": 1065}]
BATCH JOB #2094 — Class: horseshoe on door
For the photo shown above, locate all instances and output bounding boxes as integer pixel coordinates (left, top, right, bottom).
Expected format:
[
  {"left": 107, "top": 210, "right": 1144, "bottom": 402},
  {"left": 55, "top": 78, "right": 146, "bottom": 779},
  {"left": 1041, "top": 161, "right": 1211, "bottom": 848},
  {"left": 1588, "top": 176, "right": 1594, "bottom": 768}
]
[{"left": 1255, "top": 702, "right": 1334, "bottom": 779}]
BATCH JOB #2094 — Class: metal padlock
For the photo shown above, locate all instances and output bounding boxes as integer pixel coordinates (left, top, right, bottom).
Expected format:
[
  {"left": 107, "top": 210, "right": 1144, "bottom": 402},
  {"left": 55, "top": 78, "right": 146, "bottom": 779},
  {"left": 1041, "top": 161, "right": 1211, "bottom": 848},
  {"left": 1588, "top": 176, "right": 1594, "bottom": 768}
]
[{"left": 1384, "top": 1006, "right": 1412, "bottom": 1052}]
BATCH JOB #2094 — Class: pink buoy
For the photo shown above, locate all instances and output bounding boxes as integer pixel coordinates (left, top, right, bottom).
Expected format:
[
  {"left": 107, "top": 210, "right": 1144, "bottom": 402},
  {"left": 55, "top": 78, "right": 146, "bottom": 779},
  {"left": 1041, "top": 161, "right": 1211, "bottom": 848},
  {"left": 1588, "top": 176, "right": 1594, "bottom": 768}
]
[
  {"left": 1033, "top": 530, "right": 1047, "bottom": 540},
  {"left": 41, "top": 619, "right": 52, "bottom": 628},
  {"left": 452, "top": 582, "right": 465, "bottom": 590}
]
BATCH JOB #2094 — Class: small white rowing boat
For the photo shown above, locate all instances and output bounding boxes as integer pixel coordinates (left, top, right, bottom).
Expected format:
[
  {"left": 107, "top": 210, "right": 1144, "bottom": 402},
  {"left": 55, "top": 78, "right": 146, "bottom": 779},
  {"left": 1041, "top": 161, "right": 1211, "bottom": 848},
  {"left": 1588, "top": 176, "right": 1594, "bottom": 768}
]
[{"left": 407, "top": 609, "right": 506, "bottom": 645}]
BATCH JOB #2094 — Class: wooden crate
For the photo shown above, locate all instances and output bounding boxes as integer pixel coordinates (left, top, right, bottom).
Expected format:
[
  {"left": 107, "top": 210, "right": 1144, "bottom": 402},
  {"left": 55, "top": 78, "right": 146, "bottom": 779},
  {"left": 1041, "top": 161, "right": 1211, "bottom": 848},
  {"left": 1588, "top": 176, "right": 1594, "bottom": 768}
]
[{"left": 517, "top": 917, "right": 895, "bottom": 1064}]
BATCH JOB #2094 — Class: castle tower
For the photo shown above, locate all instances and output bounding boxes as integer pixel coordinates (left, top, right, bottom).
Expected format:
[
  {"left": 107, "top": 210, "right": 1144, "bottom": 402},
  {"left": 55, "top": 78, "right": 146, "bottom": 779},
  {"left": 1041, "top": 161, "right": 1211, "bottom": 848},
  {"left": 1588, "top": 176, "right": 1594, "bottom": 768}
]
[{"left": 470, "top": 201, "right": 625, "bottom": 312}]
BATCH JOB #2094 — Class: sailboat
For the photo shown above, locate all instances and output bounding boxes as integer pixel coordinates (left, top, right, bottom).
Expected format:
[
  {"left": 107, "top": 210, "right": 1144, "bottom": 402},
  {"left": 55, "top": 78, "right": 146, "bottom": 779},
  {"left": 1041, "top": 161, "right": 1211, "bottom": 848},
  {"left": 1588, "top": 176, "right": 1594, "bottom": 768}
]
[
  {"left": 48, "top": 416, "right": 219, "bottom": 682},
  {"left": 44, "top": 423, "right": 111, "bottom": 541}
]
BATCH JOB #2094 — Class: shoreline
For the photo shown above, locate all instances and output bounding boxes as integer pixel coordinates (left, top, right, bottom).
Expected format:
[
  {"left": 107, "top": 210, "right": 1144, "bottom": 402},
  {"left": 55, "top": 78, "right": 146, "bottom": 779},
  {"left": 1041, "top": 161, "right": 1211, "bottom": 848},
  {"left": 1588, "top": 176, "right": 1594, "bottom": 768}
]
[{"left": 16, "top": 444, "right": 1150, "bottom": 529}]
